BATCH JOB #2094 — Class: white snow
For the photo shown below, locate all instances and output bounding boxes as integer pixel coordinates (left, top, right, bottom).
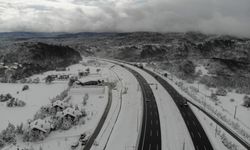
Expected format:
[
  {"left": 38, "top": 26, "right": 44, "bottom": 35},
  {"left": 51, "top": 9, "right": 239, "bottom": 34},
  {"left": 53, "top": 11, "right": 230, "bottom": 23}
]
[
  {"left": 126, "top": 64, "right": 195, "bottom": 150},
  {"left": 98, "top": 63, "right": 143, "bottom": 150},
  {"left": 0, "top": 83, "right": 67, "bottom": 131},
  {"left": 0, "top": 60, "right": 113, "bottom": 150}
]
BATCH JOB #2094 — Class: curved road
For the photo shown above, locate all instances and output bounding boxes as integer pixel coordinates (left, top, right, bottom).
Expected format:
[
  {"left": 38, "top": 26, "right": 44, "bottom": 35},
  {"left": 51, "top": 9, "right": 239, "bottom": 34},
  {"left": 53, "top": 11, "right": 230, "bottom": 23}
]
[
  {"left": 83, "top": 88, "right": 112, "bottom": 150},
  {"left": 143, "top": 68, "right": 213, "bottom": 150},
  {"left": 109, "top": 61, "right": 162, "bottom": 150}
]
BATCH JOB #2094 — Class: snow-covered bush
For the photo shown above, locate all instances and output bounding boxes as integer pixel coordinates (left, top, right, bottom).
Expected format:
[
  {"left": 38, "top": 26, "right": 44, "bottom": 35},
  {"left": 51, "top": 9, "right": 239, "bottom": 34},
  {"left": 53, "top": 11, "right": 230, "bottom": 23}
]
[
  {"left": 190, "top": 86, "right": 199, "bottom": 93},
  {"left": 50, "top": 89, "right": 69, "bottom": 103},
  {"left": 243, "top": 95, "right": 250, "bottom": 107},
  {"left": 0, "top": 138, "right": 5, "bottom": 148},
  {"left": 82, "top": 93, "right": 89, "bottom": 106},
  {"left": 20, "top": 78, "right": 27, "bottom": 83},
  {"left": 22, "top": 85, "right": 29, "bottom": 91},
  {"left": 16, "top": 123, "right": 24, "bottom": 134},
  {"left": 80, "top": 108, "right": 87, "bottom": 117},
  {"left": 210, "top": 93, "right": 219, "bottom": 101},
  {"left": 216, "top": 88, "right": 227, "bottom": 96},
  {"left": 220, "top": 133, "right": 238, "bottom": 150},
  {"left": 179, "top": 60, "right": 195, "bottom": 75},
  {"left": 6, "top": 98, "right": 26, "bottom": 107},
  {"left": 0, "top": 123, "right": 16, "bottom": 145},
  {"left": 68, "top": 76, "right": 77, "bottom": 86},
  {"left": 51, "top": 117, "right": 63, "bottom": 130},
  {"left": 32, "top": 77, "right": 40, "bottom": 84},
  {"left": 22, "top": 130, "right": 46, "bottom": 142},
  {"left": 230, "top": 98, "right": 235, "bottom": 102},
  {"left": 96, "top": 68, "right": 101, "bottom": 73},
  {"left": 60, "top": 118, "right": 72, "bottom": 130},
  {"left": 199, "top": 75, "right": 217, "bottom": 88},
  {"left": 0, "top": 93, "right": 13, "bottom": 102}
]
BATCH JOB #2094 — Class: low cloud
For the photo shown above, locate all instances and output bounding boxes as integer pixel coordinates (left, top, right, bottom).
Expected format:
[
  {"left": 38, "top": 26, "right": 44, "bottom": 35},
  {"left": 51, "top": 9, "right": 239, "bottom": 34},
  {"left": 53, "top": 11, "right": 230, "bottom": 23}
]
[{"left": 0, "top": 0, "right": 250, "bottom": 37}]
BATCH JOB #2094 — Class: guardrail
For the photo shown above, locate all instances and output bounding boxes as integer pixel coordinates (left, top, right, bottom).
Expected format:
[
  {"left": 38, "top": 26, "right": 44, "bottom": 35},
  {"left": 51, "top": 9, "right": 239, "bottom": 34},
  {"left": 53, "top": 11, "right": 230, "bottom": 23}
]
[
  {"left": 105, "top": 58, "right": 250, "bottom": 150},
  {"left": 145, "top": 68, "right": 250, "bottom": 150},
  {"left": 82, "top": 87, "right": 112, "bottom": 150}
]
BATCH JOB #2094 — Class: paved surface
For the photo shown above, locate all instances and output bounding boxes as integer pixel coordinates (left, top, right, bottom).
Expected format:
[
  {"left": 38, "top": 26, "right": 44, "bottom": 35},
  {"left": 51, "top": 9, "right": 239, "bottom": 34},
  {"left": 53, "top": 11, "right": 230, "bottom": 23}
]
[
  {"left": 83, "top": 88, "right": 112, "bottom": 150},
  {"left": 120, "top": 65, "right": 162, "bottom": 150},
  {"left": 144, "top": 69, "right": 213, "bottom": 150}
]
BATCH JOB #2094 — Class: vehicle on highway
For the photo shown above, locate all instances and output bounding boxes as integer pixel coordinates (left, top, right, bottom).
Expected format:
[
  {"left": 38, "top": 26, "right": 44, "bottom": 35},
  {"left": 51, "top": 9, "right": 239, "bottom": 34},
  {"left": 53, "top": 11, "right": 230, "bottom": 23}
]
[
  {"left": 163, "top": 73, "right": 168, "bottom": 77},
  {"left": 180, "top": 99, "right": 188, "bottom": 107}
]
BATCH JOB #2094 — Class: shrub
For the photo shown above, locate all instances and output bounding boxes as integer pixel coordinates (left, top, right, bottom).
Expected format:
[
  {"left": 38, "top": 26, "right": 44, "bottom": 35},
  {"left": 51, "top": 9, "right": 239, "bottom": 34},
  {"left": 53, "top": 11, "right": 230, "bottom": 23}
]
[
  {"left": 16, "top": 123, "right": 24, "bottom": 134},
  {"left": 6, "top": 99, "right": 26, "bottom": 107},
  {"left": 22, "top": 85, "right": 29, "bottom": 91},
  {"left": 243, "top": 95, "right": 250, "bottom": 107},
  {"left": 20, "top": 78, "right": 27, "bottom": 83},
  {"left": 32, "top": 78, "right": 40, "bottom": 84},
  {"left": 61, "top": 118, "right": 72, "bottom": 130},
  {"left": 0, "top": 94, "right": 12, "bottom": 102},
  {"left": 23, "top": 130, "right": 45, "bottom": 142},
  {"left": 211, "top": 93, "right": 219, "bottom": 101},
  {"left": 199, "top": 75, "right": 217, "bottom": 88},
  {"left": 0, "top": 138, "right": 5, "bottom": 148},
  {"left": 230, "top": 98, "right": 235, "bottom": 102},
  {"left": 216, "top": 88, "right": 227, "bottom": 96},
  {"left": 68, "top": 76, "right": 77, "bottom": 86},
  {"left": 179, "top": 60, "right": 195, "bottom": 75},
  {"left": 1, "top": 123, "right": 16, "bottom": 144}
]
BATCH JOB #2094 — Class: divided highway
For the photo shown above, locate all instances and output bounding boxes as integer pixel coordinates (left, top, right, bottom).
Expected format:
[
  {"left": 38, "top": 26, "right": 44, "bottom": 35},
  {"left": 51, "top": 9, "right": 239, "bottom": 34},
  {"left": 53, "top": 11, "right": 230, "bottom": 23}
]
[
  {"left": 144, "top": 69, "right": 214, "bottom": 150},
  {"left": 115, "top": 63, "right": 162, "bottom": 150}
]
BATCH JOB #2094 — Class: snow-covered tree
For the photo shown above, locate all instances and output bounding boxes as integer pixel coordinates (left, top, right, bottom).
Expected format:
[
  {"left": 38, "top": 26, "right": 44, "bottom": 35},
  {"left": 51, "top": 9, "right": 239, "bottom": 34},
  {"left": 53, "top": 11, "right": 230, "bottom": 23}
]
[
  {"left": 82, "top": 93, "right": 89, "bottom": 106},
  {"left": 61, "top": 118, "right": 72, "bottom": 130},
  {"left": 243, "top": 95, "right": 250, "bottom": 107},
  {"left": 16, "top": 123, "right": 24, "bottom": 134},
  {"left": 1, "top": 123, "right": 16, "bottom": 144},
  {"left": 0, "top": 138, "right": 5, "bottom": 148}
]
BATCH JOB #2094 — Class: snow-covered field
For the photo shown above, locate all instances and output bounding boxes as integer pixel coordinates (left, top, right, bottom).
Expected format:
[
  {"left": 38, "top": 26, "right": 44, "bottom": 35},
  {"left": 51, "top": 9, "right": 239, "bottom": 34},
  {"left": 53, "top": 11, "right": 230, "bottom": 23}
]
[
  {"left": 0, "top": 83, "right": 67, "bottom": 131},
  {"left": 0, "top": 59, "right": 113, "bottom": 150}
]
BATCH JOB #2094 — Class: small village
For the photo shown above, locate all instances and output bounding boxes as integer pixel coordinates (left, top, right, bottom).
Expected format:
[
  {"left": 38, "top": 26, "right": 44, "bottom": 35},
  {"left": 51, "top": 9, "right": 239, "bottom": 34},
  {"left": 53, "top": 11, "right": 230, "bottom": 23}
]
[{"left": 0, "top": 59, "right": 113, "bottom": 150}]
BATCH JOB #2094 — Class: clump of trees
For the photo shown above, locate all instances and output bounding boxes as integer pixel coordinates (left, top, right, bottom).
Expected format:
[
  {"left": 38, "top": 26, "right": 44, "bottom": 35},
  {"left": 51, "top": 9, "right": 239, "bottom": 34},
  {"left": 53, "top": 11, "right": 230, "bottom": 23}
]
[
  {"left": 179, "top": 60, "right": 195, "bottom": 75},
  {"left": 0, "top": 93, "right": 13, "bottom": 102},
  {"left": 50, "top": 89, "right": 69, "bottom": 103},
  {"left": 211, "top": 93, "right": 219, "bottom": 101},
  {"left": 216, "top": 88, "right": 227, "bottom": 96},
  {"left": 0, "top": 123, "right": 16, "bottom": 148},
  {"left": 0, "top": 93, "right": 26, "bottom": 107},
  {"left": 22, "top": 85, "right": 29, "bottom": 91},
  {"left": 6, "top": 98, "right": 26, "bottom": 107},
  {"left": 243, "top": 95, "right": 250, "bottom": 107}
]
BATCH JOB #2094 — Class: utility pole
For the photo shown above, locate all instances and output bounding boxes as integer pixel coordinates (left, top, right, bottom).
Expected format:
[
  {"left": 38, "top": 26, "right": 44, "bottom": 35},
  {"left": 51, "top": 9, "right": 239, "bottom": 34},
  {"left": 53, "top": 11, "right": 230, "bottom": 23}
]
[
  {"left": 234, "top": 105, "right": 238, "bottom": 119},
  {"left": 215, "top": 124, "right": 217, "bottom": 137},
  {"left": 182, "top": 141, "right": 185, "bottom": 150},
  {"left": 197, "top": 82, "right": 200, "bottom": 92},
  {"left": 137, "top": 110, "right": 139, "bottom": 132}
]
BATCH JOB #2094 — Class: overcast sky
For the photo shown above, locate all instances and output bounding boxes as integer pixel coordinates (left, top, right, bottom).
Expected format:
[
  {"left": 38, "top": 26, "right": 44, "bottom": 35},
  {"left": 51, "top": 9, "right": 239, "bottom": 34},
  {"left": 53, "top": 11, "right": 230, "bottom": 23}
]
[{"left": 0, "top": 0, "right": 250, "bottom": 37}]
